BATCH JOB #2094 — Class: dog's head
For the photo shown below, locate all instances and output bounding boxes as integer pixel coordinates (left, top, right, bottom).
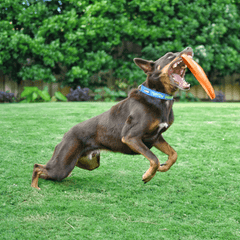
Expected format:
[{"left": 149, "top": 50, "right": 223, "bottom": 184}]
[{"left": 134, "top": 47, "right": 193, "bottom": 95}]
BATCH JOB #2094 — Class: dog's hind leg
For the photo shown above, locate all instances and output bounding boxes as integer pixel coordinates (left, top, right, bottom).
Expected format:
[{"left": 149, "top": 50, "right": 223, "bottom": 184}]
[
  {"left": 31, "top": 164, "right": 51, "bottom": 190},
  {"left": 31, "top": 135, "right": 81, "bottom": 189},
  {"left": 154, "top": 135, "right": 178, "bottom": 172}
]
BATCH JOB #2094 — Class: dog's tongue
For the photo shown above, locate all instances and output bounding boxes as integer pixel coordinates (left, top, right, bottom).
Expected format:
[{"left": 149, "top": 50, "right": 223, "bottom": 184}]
[{"left": 172, "top": 73, "right": 190, "bottom": 89}]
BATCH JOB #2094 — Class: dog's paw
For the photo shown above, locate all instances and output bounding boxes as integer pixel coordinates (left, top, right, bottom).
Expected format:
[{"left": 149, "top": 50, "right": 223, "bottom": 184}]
[
  {"left": 31, "top": 183, "right": 41, "bottom": 190},
  {"left": 142, "top": 171, "right": 155, "bottom": 184},
  {"left": 157, "top": 162, "right": 167, "bottom": 172},
  {"left": 158, "top": 165, "right": 169, "bottom": 172}
]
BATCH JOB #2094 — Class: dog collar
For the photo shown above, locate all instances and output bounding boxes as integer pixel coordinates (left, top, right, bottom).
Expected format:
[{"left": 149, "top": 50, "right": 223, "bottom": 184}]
[{"left": 139, "top": 85, "right": 173, "bottom": 100}]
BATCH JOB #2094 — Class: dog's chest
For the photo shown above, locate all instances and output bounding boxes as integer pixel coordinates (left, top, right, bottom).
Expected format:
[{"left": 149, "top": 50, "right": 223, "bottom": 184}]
[
  {"left": 149, "top": 121, "right": 169, "bottom": 133},
  {"left": 148, "top": 101, "right": 173, "bottom": 133},
  {"left": 158, "top": 122, "right": 169, "bottom": 131}
]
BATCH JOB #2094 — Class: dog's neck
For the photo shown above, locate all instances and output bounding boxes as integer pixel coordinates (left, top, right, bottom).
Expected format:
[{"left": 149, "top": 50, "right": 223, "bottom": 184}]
[
  {"left": 139, "top": 85, "right": 173, "bottom": 100},
  {"left": 142, "top": 73, "right": 177, "bottom": 96}
]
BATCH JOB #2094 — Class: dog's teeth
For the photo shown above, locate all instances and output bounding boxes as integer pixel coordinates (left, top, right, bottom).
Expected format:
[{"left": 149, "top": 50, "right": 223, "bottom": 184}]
[
  {"left": 173, "top": 63, "right": 177, "bottom": 68},
  {"left": 183, "top": 81, "right": 190, "bottom": 87}
]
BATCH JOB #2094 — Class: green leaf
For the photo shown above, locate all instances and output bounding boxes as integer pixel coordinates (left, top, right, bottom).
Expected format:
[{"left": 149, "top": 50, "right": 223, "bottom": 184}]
[
  {"left": 32, "top": 92, "right": 38, "bottom": 101},
  {"left": 94, "top": 89, "right": 102, "bottom": 93},
  {"left": 118, "top": 91, "right": 127, "bottom": 97},
  {"left": 94, "top": 94, "right": 102, "bottom": 100},
  {"left": 38, "top": 90, "right": 51, "bottom": 101},
  {"left": 26, "top": 95, "right": 32, "bottom": 103},
  {"left": 21, "top": 87, "right": 39, "bottom": 98},
  {"left": 54, "top": 91, "right": 67, "bottom": 102}
]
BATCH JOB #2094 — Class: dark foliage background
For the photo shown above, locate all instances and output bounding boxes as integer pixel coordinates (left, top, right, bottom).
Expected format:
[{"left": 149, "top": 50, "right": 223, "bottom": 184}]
[{"left": 0, "top": 0, "right": 239, "bottom": 90}]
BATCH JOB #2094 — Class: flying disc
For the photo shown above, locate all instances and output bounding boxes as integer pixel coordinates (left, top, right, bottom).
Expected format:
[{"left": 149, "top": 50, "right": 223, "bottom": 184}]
[{"left": 181, "top": 54, "right": 215, "bottom": 100}]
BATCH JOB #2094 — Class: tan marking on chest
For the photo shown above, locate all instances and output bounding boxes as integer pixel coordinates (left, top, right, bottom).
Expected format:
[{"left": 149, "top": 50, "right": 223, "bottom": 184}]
[{"left": 149, "top": 119, "right": 160, "bottom": 131}]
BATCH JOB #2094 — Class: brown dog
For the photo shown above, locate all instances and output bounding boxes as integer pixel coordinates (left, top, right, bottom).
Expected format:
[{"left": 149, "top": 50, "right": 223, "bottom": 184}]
[{"left": 31, "top": 47, "right": 193, "bottom": 189}]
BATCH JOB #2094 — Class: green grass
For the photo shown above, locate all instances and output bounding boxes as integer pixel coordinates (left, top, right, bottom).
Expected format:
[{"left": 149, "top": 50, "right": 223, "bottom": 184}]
[{"left": 0, "top": 102, "right": 239, "bottom": 240}]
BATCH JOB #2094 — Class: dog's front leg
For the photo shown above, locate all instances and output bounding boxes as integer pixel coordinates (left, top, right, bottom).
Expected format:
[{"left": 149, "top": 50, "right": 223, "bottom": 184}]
[
  {"left": 122, "top": 136, "right": 159, "bottom": 183},
  {"left": 154, "top": 135, "right": 178, "bottom": 172}
]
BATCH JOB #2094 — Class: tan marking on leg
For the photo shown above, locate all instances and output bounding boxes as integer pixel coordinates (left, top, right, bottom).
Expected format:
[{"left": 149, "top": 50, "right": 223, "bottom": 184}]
[
  {"left": 31, "top": 164, "right": 50, "bottom": 190},
  {"left": 122, "top": 136, "right": 159, "bottom": 183},
  {"left": 154, "top": 136, "right": 177, "bottom": 172},
  {"left": 31, "top": 167, "right": 42, "bottom": 190}
]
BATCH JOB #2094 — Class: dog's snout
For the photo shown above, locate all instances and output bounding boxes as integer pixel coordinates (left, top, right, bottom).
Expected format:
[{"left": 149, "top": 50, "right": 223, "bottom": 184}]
[
  {"left": 181, "top": 47, "right": 193, "bottom": 57},
  {"left": 185, "top": 47, "right": 192, "bottom": 51},
  {"left": 183, "top": 47, "right": 193, "bottom": 54}
]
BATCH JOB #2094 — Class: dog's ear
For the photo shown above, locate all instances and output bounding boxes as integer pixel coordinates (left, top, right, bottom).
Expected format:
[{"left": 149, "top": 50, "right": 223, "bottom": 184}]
[{"left": 134, "top": 58, "right": 155, "bottom": 74}]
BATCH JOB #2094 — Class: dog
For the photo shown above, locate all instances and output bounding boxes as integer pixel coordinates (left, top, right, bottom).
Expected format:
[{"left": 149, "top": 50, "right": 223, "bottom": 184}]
[{"left": 31, "top": 47, "right": 193, "bottom": 189}]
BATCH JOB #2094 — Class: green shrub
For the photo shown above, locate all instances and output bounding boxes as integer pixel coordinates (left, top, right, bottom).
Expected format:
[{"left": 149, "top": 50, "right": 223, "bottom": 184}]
[
  {"left": 177, "top": 91, "right": 200, "bottom": 102},
  {"left": 54, "top": 91, "right": 67, "bottom": 102},
  {"left": 0, "top": 0, "right": 239, "bottom": 88},
  {"left": 20, "top": 86, "right": 51, "bottom": 103},
  {"left": 94, "top": 87, "right": 127, "bottom": 102},
  {"left": 20, "top": 87, "right": 67, "bottom": 103}
]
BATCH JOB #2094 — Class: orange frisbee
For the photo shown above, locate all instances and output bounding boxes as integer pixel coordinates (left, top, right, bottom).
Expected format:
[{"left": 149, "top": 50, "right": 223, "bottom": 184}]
[{"left": 181, "top": 54, "right": 215, "bottom": 100}]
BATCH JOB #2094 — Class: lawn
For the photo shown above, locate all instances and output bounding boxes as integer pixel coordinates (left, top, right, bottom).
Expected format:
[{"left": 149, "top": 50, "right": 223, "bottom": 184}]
[{"left": 0, "top": 102, "right": 239, "bottom": 240}]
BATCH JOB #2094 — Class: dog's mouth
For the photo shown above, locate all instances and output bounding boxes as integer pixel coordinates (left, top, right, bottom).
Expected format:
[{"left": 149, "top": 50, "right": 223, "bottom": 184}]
[{"left": 168, "top": 52, "right": 193, "bottom": 90}]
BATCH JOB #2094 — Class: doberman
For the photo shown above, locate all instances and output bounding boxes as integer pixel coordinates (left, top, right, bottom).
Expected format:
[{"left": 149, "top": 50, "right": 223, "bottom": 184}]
[{"left": 31, "top": 47, "right": 193, "bottom": 189}]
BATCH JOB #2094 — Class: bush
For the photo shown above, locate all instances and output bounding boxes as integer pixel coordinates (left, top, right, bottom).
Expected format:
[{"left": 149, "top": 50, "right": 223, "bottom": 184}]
[
  {"left": 212, "top": 91, "right": 225, "bottom": 102},
  {"left": 20, "top": 86, "right": 51, "bottom": 103},
  {"left": 94, "top": 87, "right": 127, "bottom": 102},
  {"left": 0, "top": 0, "right": 239, "bottom": 88},
  {"left": 177, "top": 91, "right": 200, "bottom": 102},
  {"left": 0, "top": 91, "right": 15, "bottom": 103},
  {"left": 54, "top": 91, "right": 67, "bottom": 102},
  {"left": 66, "top": 86, "right": 90, "bottom": 101}
]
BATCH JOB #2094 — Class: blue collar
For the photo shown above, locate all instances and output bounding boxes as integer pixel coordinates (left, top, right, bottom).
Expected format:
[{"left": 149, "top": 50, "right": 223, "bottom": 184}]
[{"left": 139, "top": 85, "right": 173, "bottom": 100}]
